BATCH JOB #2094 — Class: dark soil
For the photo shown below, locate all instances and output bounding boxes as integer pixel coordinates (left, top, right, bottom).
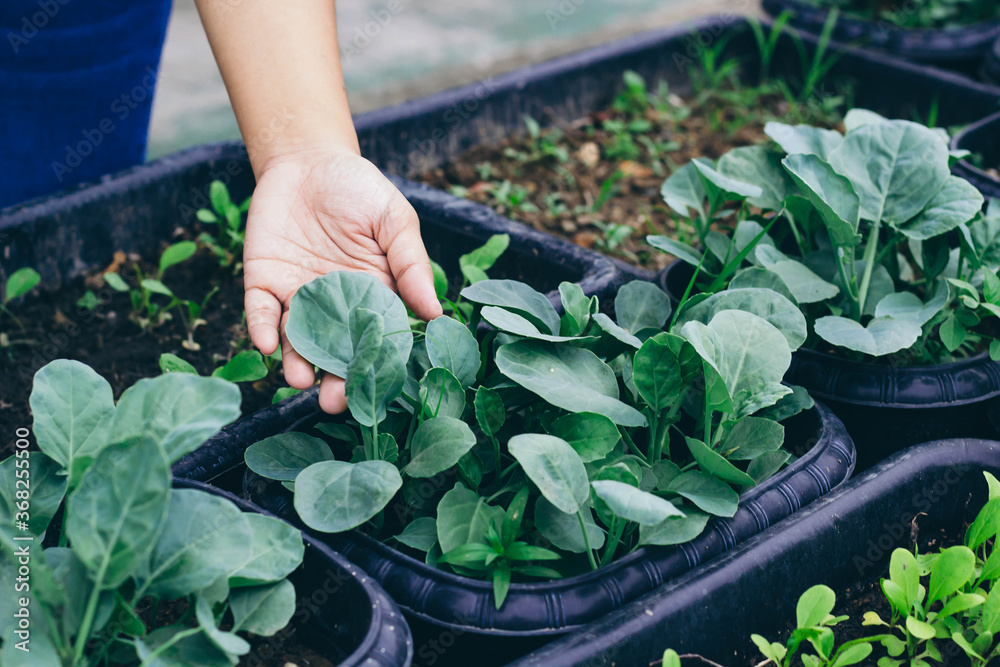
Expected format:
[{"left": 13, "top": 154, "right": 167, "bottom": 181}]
[
  {"left": 419, "top": 77, "right": 847, "bottom": 271},
  {"left": 0, "top": 238, "right": 288, "bottom": 457},
  {"left": 239, "top": 631, "right": 340, "bottom": 667}
]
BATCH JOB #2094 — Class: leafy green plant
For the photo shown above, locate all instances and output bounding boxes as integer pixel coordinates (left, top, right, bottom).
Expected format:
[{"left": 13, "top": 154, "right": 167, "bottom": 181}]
[
  {"left": 196, "top": 180, "right": 250, "bottom": 271},
  {"left": 802, "top": 0, "right": 1000, "bottom": 29},
  {"left": 159, "top": 350, "right": 269, "bottom": 383},
  {"left": 660, "top": 472, "right": 1000, "bottom": 667},
  {"left": 104, "top": 241, "right": 200, "bottom": 333},
  {"left": 245, "top": 258, "right": 812, "bottom": 608},
  {"left": 504, "top": 115, "right": 570, "bottom": 165},
  {"left": 428, "top": 233, "right": 510, "bottom": 324},
  {"left": 1, "top": 267, "right": 41, "bottom": 343},
  {"left": 0, "top": 359, "right": 304, "bottom": 666},
  {"left": 651, "top": 110, "right": 999, "bottom": 364}
]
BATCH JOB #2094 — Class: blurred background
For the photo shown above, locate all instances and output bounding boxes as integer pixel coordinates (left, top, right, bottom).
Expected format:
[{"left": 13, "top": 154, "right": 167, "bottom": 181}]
[{"left": 147, "top": 0, "right": 753, "bottom": 158}]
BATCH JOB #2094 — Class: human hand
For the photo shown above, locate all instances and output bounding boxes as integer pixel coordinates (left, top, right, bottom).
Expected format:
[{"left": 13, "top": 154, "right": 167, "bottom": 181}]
[{"left": 243, "top": 147, "right": 442, "bottom": 413}]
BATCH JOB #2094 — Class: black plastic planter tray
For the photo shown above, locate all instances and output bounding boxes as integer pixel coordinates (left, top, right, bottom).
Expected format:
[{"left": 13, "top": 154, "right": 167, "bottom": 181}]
[
  {"left": 177, "top": 403, "right": 854, "bottom": 666},
  {"left": 660, "top": 260, "right": 1000, "bottom": 471},
  {"left": 175, "top": 478, "right": 414, "bottom": 667},
  {"left": 762, "top": 0, "right": 1000, "bottom": 72},
  {"left": 508, "top": 438, "right": 1000, "bottom": 667},
  {"left": 952, "top": 109, "right": 1000, "bottom": 200}
]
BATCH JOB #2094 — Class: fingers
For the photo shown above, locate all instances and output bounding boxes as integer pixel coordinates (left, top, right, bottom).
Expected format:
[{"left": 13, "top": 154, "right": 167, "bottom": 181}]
[
  {"left": 245, "top": 287, "right": 282, "bottom": 355},
  {"left": 380, "top": 199, "right": 443, "bottom": 322},
  {"left": 279, "top": 311, "right": 316, "bottom": 390},
  {"left": 318, "top": 374, "right": 348, "bottom": 414}
]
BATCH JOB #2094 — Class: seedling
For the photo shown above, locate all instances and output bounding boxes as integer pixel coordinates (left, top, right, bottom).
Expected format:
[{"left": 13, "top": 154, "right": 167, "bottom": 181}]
[
  {"left": 245, "top": 246, "right": 810, "bottom": 608},
  {"left": 0, "top": 359, "right": 303, "bottom": 666},
  {"left": 505, "top": 115, "right": 569, "bottom": 165},
  {"left": 651, "top": 110, "right": 999, "bottom": 364},
  {"left": 487, "top": 180, "right": 538, "bottom": 214},
  {"left": 197, "top": 180, "right": 250, "bottom": 271},
  {"left": 159, "top": 349, "right": 269, "bottom": 383},
  {"left": 0, "top": 267, "right": 40, "bottom": 344}
]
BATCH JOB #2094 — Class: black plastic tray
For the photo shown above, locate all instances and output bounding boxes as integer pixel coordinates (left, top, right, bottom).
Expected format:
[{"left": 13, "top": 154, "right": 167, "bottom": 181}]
[
  {"left": 660, "top": 260, "right": 1000, "bottom": 471},
  {"left": 952, "top": 109, "right": 1000, "bottom": 200},
  {"left": 508, "top": 438, "right": 1000, "bottom": 667},
  {"left": 176, "top": 478, "right": 414, "bottom": 667}
]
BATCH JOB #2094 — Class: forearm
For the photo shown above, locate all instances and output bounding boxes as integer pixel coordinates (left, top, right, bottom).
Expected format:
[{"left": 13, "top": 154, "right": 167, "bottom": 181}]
[{"left": 194, "top": 0, "right": 359, "bottom": 176}]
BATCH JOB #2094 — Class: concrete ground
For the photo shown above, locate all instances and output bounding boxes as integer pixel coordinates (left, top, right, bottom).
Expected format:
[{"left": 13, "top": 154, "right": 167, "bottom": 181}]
[{"left": 147, "top": 0, "right": 759, "bottom": 158}]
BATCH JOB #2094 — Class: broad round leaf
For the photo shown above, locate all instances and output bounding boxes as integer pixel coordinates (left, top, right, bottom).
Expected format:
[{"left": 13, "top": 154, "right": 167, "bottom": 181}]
[
  {"left": 591, "top": 480, "right": 684, "bottom": 525},
  {"left": 294, "top": 460, "right": 402, "bottom": 533},
  {"left": 765, "top": 122, "right": 843, "bottom": 159},
  {"left": 418, "top": 367, "right": 467, "bottom": 420},
  {"left": 547, "top": 412, "right": 620, "bottom": 462},
  {"left": 228, "top": 514, "right": 305, "bottom": 587},
  {"left": 460, "top": 279, "right": 560, "bottom": 336},
  {"left": 286, "top": 271, "right": 412, "bottom": 377},
  {"left": 245, "top": 433, "right": 335, "bottom": 482},
  {"left": 436, "top": 483, "right": 504, "bottom": 554},
  {"left": 212, "top": 350, "right": 268, "bottom": 383},
  {"left": 666, "top": 471, "right": 739, "bottom": 517},
  {"left": 425, "top": 316, "right": 481, "bottom": 388},
  {"left": 814, "top": 315, "right": 922, "bottom": 357},
  {"left": 533, "top": 498, "right": 605, "bottom": 553},
  {"left": 639, "top": 506, "right": 711, "bottom": 546},
  {"left": 406, "top": 417, "right": 477, "bottom": 478},
  {"left": 614, "top": 281, "right": 672, "bottom": 334},
  {"left": 496, "top": 340, "right": 646, "bottom": 427},
  {"left": 0, "top": 453, "right": 66, "bottom": 537},
  {"left": 508, "top": 434, "right": 589, "bottom": 514},
  {"left": 673, "top": 288, "right": 806, "bottom": 351},
  {"left": 230, "top": 580, "right": 296, "bottom": 635}
]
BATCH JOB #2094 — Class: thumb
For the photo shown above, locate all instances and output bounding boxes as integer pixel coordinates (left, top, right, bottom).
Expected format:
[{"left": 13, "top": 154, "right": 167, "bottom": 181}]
[
  {"left": 245, "top": 286, "right": 282, "bottom": 355},
  {"left": 379, "top": 200, "right": 443, "bottom": 322}
]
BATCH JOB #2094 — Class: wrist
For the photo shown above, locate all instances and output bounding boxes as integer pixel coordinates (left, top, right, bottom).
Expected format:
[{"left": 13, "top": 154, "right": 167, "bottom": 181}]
[{"left": 245, "top": 115, "right": 361, "bottom": 178}]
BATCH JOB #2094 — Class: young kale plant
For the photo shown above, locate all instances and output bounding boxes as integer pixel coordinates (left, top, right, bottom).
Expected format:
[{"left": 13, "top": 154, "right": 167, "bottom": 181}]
[
  {"left": 244, "top": 252, "right": 810, "bottom": 608},
  {"left": 0, "top": 267, "right": 41, "bottom": 346},
  {"left": 196, "top": 180, "right": 250, "bottom": 271},
  {"left": 103, "top": 241, "right": 202, "bottom": 334},
  {"left": 661, "top": 472, "right": 1000, "bottom": 667},
  {"left": 650, "top": 110, "right": 1000, "bottom": 365},
  {"left": 0, "top": 359, "right": 304, "bottom": 666}
]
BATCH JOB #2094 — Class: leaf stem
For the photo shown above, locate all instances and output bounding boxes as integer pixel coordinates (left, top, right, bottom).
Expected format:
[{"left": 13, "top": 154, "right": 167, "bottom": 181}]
[
  {"left": 857, "top": 217, "right": 883, "bottom": 317},
  {"left": 600, "top": 517, "right": 627, "bottom": 568},
  {"left": 73, "top": 560, "right": 109, "bottom": 664},
  {"left": 577, "top": 511, "right": 598, "bottom": 570},
  {"left": 136, "top": 627, "right": 202, "bottom": 667}
]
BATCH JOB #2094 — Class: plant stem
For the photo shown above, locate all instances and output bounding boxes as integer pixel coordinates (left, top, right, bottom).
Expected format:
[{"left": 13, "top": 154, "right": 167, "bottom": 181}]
[
  {"left": 600, "top": 518, "right": 627, "bottom": 568},
  {"left": 620, "top": 428, "right": 646, "bottom": 464},
  {"left": 577, "top": 511, "right": 598, "bottom": 570},
  {"left": 73, "top": 560, "right": 109, "bottom": 664},
  {"left": 136, "top": 627, "right": 202, "bottom": 667},
  {"left": 857, "top": 217, "right": 883, "bottom": 317}
]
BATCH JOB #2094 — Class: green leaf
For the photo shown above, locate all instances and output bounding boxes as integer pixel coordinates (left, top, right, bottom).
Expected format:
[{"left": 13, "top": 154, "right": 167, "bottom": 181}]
[
  {"left": 0, "top": 453, "right": 65, "bottom": 537},
  {"left": 286, "top": 271, "right": 412, "bottom": 378},
  {"left": 752, "top": 634, "right": 788, "bottom": 665},
  {"left": 673, "top": 287, "right": 807, "bottom": 351},
  {"left": 460, "top": 279, "right": 560, "bottom": 336},
  {"left": 196, "top": 208, "right": 218, "bottom": 224},
  {"left": 533, "top": 498, "right": 605, "bottom": 553},
  {"left": 814, "top": 315, "right": 922, "bottom": 357},
  {"left": 140, "top": 488, "right": 252, "bottom": 598},
  {"left": 797, "top": 584, "right": 836, "bottom": 628},
  {"left": 230, "top": 580, "right": 296, "bottom": 635},
  {"left": 828, "top": 120, "right": 950, "bottom": 225},
  {"left": 680, "top": 310, "right": 792, "bottom": 418},
  {"left": 666, "top": 471, "right": 739, "bottom": 517},
  {"left": 436, "top": 483, "right": 504, "bottom": 554},
  {"left": 939, "top": 314, "right": 967, "bottom": 353},
  {"left": 272, "top": 387, "right": 302, "bottom": 404},
  {"left": 159, "top": 353, "right": 198, "bottom": 375},
  {"left": 104, "top": 271, "right": 130, "bottom": 292},
  {"left": 905, "top": 616, "right": 937, "bottom": 640},
  {"left": 691, "top": 159, "right": 763, "bottom": 208},
  {"left": 746, "top": 450, "right": 792, "bottom": 484},
  {"left": 406, "top": 417, "right": 477, "bottom": 478},
  {"left": 661, "top": 649, "right": 682, "bottom": 667},
  {"left": 928, "top": 545, "right": 976, "bottom": 604},
  {"left": 137, "top": 625, "right": 234, "bottom": 667},
  {"left": 639, "top": 506, "right": 711, "bottom": 545},
  {"left": 765, "top": 121, "right": 843, "bottom": 159},
  {"left": 108, "top": 373, "right": 242, "bottom": 464},
  {"left": 830, "top": 643, "right": 873, "bottom": 667},
  {"left": 141, "top": 279, "right": 173, "bottom": 297},
  {"left": 425, "top": 316, "right": 481, "bottom": 388},
  {"left": 508, "top": 434, "right": 589, "bottom": 514},
  {"left": 591, "top": 480, "right": 683, "bottom": 525},
  {"left": 493, "top": 563, "right": 512, "bottom": 609},
  {"left": 782, "top": 153, "right": 861, "bottom": 249},
  {"left": 294, "top": 460, "right": 402, "bottom": 532},
  {"left": 418, "top": 367, "right": 466, "bottom": 420},
  {"left": 4, "top": 266, "right": 41, "bottom": 303},
  {"left": 158, "top": 241, "right": 197, "bottom": 276},
  {"left": 614, "top": 281, "right": 672, "bottom": 334},
  {"left": 646, "top": 235, "right": 704, "bottom": 266},
  {"left": 898, "top": 176, "right": 983, "bottom": 241},
  {"left": 394, "top": 517, "right": 439, "bottom": 552},
  {"left": 718, "top": 145, "right": 796, "bottom": 210},
  {"left": 430, "top": 260, "right": 448, "bottom": 299},
  {"left": 589, "top": 312, "right": 643, "bottom": 350},
  {"left": 755, "top": 251, "right": 841, "bottom": 306},
  {"left": 660, "top": 161, "right": 707, "bottom": 219},
  {"left": 459, "top": 234, "right": 510, "bottom": 280},
  {"left": 66, "top": 437, "right": 171, "bottom": 588},
  {"left": 226, "top": 513, "right": 304, "bottom": 586},
  {"left": 474, "top": 386, "right": 505, "bottom": 438},
  {"left": 685, "top": 437, "right": 756, "bottom": 487},
  {"left": 632, "top": 336, "right": 685, "bottom": 412},
  {"left": 547, "top": 412, "right": 620, "bottom": 463},
  {"left": 481, "top": 306, "right": 594, "bottom": 343},
  {"left": 30, "top": 359, "right": 115, "bottom": 483},
  {"left": 722, "top": 417, "right": 785, "bottom": 461},
  {"left": 345, "top": 307, "right": 407, "bottom": 427},
  {"left": 889, "top": 548, "right": 920, "bottom": 613},
  {"left": 559, "top": 282, "right": 592, "bottom": 336},
  {"left": 937, "top": 592, "right": 985, "bottom": 619},
  {"left": 209, "top": 180, "right": 231, "bottom": 214},
  {"left": 496, "top": 340, "right": 646, "bottom": 427},
  {"left": 874, "top": 284, "right": 948, "bottom": 328},
  {"left": 245, "top": 432, "right": 334, "bottom": 481},
  {"left": 211, "top": 350, "right": 268, "bottom": 382}
]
